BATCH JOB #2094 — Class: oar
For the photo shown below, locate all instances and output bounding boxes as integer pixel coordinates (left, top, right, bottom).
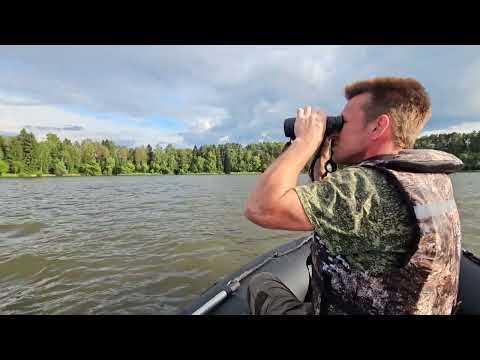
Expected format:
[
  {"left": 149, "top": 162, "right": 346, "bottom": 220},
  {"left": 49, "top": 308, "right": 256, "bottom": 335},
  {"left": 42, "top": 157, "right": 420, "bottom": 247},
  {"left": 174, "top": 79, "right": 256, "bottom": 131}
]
[{"left": 192, "top": 280, "right": 240, "bottom": 315}]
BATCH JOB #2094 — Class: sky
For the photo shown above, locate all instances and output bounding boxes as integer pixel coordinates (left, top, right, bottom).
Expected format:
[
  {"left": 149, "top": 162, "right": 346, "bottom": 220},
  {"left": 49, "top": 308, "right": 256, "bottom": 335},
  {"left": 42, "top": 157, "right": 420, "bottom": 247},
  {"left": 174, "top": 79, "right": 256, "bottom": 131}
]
[{"left": 1, "top": 45, "right": 480, "bottom": 148}]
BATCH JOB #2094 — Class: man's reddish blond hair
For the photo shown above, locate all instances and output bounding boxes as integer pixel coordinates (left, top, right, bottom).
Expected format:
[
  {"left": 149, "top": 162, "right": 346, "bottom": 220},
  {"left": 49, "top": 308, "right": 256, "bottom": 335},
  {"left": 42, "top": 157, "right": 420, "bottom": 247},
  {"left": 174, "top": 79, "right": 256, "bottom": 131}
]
[{"left": 345, "top": 77, "right": 432, "bottom": 149}]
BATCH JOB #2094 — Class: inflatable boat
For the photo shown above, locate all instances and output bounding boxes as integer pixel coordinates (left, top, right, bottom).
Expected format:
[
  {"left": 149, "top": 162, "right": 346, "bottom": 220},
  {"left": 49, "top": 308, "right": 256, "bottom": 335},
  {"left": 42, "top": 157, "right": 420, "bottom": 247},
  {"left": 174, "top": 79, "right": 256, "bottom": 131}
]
[{"left": 178, "top": 235, "right": 480, "bottom": 315}]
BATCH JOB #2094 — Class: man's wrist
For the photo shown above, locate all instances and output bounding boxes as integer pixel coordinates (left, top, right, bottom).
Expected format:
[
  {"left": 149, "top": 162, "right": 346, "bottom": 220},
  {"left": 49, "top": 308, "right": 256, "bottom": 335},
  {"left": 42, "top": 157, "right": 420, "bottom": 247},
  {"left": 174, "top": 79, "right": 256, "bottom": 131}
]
[{"left": 293, "top": 136, "right": 321, "bottom": 152}]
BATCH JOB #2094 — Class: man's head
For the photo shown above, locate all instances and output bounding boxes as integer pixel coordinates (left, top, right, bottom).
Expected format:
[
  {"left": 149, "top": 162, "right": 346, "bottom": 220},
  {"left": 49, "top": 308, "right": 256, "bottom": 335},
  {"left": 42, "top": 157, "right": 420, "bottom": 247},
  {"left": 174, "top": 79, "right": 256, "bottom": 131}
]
[{"left": 332, "top": 77, "right": 432, "bottom": 165}]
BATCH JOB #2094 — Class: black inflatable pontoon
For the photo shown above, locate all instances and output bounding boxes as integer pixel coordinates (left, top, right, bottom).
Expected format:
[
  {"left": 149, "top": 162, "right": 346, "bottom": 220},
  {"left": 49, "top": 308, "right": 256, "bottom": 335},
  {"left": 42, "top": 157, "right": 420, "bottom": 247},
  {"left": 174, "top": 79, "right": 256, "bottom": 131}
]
[{"left": 178, "top": 235, "right": 480, "bottom": 315}]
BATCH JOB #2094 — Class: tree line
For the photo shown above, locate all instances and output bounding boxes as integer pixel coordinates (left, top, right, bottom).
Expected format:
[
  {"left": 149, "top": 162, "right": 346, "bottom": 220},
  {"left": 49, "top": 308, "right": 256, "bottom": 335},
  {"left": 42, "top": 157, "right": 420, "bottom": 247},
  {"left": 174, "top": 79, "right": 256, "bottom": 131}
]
[
  {"left": 0, "top": 129, "right": 287, "bottom": 176},
  {"left": 1, "top": 129, "right": 480, "bottom": 176},
  {"left": 414, "top": 131, "right": 480, "bottom": 170}
]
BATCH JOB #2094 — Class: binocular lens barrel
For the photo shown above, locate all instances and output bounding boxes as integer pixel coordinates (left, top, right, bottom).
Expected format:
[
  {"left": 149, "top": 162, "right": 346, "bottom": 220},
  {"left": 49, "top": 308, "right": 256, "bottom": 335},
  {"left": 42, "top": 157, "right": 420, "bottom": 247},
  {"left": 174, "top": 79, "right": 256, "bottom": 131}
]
[{"left": 284, "top": 115, "right": 344, "bottom": 140}]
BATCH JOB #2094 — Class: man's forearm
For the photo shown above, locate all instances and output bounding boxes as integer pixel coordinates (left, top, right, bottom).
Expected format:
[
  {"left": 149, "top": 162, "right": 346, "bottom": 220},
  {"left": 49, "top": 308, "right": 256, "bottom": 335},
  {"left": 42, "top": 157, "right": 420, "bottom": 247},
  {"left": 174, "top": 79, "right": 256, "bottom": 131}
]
[{"left": 246, "top": 138, "right": 318, "bottom": 211}]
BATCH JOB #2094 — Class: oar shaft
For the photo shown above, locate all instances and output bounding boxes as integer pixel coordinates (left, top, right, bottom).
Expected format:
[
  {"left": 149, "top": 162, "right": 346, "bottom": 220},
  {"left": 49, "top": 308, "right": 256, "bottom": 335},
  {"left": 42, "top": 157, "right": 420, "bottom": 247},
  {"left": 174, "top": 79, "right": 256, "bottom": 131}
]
[
  {"left": 192, "top": 281, "right": 240, "bottom": 315},
  {"left": 192, "top": 291, "right": 228, "bottom": 315}
]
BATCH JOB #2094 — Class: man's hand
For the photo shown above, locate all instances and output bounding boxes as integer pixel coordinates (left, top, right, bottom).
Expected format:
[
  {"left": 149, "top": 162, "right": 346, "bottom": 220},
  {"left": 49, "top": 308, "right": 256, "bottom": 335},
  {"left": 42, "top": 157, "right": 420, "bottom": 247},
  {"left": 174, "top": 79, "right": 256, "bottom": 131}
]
[{"left": 294, "top": 106, "right": 327, "bottom": 148}]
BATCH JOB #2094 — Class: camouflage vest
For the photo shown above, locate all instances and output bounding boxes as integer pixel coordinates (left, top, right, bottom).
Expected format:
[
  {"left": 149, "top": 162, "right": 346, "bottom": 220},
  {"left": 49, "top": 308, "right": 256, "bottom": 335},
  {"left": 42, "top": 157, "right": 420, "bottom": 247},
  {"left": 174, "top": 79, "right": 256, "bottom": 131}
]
[{"left": 311, "top": 149, "right": 464, "bottom": 315}]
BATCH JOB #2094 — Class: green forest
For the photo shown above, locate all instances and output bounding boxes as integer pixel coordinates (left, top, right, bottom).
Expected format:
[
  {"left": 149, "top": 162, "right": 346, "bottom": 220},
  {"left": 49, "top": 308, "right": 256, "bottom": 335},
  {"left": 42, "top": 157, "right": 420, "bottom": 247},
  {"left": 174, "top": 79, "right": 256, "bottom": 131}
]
[
  {"left": 1, "top": 129, "right": 480, "bottom": 177},
  {"left": 0, "top": 129, "right": 286, "bottom": 176}
]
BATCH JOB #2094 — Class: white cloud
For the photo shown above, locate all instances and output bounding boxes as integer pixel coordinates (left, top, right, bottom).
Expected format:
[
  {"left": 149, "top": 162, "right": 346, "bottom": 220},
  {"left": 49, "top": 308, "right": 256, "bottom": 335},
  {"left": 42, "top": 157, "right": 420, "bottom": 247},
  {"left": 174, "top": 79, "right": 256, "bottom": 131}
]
[
  {"left": 1, "top": 45, "right": 480, "bottom": 146},
  {"left": 218, "top": 135, "right": 230, "bottom": 144},
  {"left": 457, "top": 58, "right": 480, "bottom": 116},
  {"left": 0, "top": 102, "right": 183, "bottom": 147},
  {"left": 420, "top": 121, "right": 480, "bottom": 136},
  {"left": 0, "top": 91, "right": 43, "bottom": 106},
  {"left": 183, "top": 106, "right": 230, "bottom": 133}
]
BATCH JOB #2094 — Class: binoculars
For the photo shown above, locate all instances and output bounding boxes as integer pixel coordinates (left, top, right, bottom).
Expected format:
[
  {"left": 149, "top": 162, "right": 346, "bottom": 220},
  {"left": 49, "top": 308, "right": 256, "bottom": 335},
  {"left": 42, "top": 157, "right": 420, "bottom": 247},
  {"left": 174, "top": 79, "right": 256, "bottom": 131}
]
[
  {"left": 283, "top": 114, "right": 344, "bottom": 179},
  {"left": 283, "top": 115, "right": 344, "bottom": 140}
]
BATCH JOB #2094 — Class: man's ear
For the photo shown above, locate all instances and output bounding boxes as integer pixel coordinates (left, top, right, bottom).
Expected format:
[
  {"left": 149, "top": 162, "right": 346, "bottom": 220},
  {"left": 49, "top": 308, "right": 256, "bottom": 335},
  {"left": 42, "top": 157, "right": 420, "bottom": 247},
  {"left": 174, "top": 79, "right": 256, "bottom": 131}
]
[{"left": 371, "top": 114, "right": 390, "bottom": 140}]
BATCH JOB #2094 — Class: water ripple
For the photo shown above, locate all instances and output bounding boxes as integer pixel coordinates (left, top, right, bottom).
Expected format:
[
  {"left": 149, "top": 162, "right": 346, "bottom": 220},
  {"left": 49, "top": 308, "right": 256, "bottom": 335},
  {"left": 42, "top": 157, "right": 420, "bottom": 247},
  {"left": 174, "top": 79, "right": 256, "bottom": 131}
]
[{"left": 0, "top": 174, "right": 478, "bottom": 314}]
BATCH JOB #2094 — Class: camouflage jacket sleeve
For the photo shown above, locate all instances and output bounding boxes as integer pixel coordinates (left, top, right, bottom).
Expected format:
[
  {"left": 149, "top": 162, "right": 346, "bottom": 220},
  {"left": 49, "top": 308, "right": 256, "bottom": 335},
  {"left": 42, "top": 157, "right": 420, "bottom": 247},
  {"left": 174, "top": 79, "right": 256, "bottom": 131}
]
[{"left": 294, "top": 166, "right": 416, "bottom": 273}]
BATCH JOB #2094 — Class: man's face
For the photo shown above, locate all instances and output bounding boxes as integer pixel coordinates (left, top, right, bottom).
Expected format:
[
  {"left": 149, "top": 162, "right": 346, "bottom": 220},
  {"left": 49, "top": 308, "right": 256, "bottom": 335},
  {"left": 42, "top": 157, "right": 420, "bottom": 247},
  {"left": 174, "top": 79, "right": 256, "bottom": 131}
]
[{"left": 331, "top": 92, "right": 374, "bottom": 165}]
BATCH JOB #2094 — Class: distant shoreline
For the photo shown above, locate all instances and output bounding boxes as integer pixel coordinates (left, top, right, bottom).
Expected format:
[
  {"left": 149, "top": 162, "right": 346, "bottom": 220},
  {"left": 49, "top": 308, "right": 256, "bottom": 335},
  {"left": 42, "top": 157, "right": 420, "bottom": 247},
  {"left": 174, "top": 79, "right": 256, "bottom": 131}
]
[
  {"left": 0, "top": 172, "right": 263, "bottom": 178},
  {"left": 1, "top": 170, "right": 479, "bottom": 179}
]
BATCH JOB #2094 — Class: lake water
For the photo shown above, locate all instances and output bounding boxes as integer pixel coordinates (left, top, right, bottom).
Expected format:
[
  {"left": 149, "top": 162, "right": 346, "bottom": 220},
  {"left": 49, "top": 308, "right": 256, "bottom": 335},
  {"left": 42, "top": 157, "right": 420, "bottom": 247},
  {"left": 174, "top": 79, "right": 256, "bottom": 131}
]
[{"left": 0, "top": 173, "right": 478, "bottom": 314}]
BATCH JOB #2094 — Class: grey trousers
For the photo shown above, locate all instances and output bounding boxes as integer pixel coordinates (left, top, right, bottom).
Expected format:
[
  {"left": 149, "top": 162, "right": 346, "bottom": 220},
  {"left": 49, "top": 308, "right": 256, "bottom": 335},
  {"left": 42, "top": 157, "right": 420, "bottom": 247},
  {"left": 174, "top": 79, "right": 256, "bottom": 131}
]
[{"left": 247, "top": 272, "right": 314, "bottom": 315}]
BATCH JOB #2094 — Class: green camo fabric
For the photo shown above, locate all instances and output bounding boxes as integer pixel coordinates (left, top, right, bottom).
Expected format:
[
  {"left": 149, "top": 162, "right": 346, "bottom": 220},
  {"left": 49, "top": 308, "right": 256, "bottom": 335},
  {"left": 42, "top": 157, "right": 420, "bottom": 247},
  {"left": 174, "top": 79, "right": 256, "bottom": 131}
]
[{"left": 294, "top": 166, "right": 417, "bottom": 275}]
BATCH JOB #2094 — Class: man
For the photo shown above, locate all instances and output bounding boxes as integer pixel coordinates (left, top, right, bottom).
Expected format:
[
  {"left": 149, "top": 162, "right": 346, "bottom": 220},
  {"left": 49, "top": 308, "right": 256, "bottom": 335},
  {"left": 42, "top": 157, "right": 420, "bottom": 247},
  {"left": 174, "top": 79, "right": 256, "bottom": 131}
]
[{"left": 244, "top": 77, "right": 463, "bottom": 315}]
